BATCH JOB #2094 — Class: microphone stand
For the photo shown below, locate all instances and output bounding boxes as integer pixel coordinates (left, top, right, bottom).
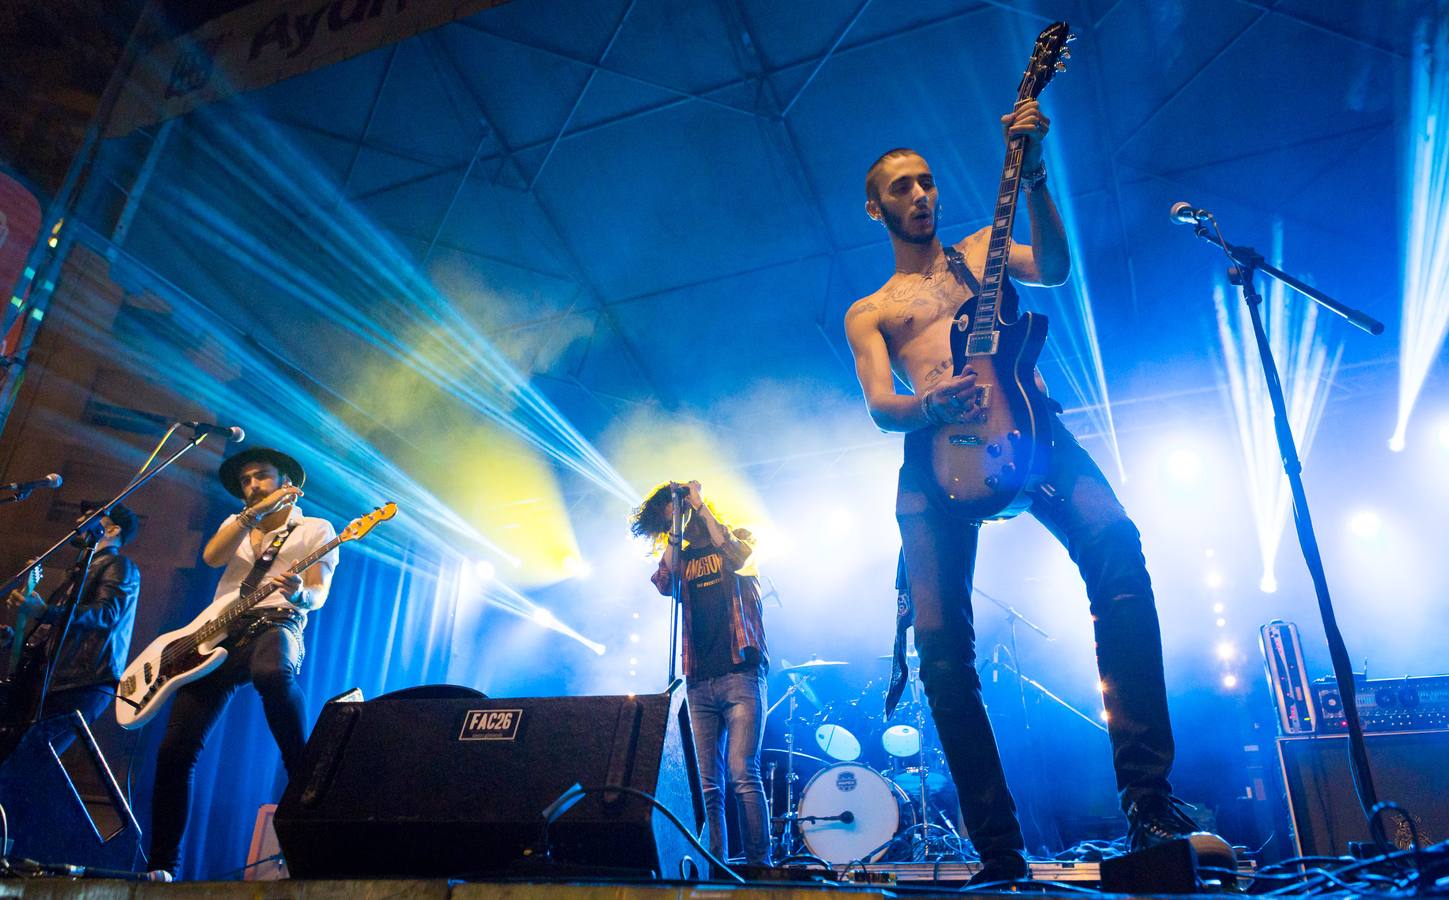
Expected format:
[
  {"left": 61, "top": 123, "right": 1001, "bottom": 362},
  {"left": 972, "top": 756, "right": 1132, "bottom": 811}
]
[
  {"left": 1, "top": 429, "right": 213, "bottom": 728},
  {"left": 665, "top": 483, "right": 687, "bottom": 686},
  {"left": 1186, "top": 215, "right": 1386, "bottom": 821},
  {"left": 0, "top": 488, "right": 38, "bottom": 506}
]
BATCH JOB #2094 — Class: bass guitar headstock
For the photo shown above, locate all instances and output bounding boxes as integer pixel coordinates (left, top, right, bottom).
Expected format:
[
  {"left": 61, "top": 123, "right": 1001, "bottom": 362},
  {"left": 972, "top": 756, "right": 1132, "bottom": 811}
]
[{"left": 339, "top": 502, "right": 398, "bottom": 543}]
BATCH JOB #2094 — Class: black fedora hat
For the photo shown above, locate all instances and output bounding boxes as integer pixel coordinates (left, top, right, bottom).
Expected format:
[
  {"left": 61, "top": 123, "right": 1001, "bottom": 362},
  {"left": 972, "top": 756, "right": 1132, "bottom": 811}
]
[{"left": 218, "top": 447, "right": 306, "bottom": 500}]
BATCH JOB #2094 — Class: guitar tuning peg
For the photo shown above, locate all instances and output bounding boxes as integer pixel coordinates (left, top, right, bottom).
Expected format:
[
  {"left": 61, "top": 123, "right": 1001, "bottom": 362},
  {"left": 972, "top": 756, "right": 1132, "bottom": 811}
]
[
  {"left": 1055, "top": 61, "right": 1068, "bottom": 72},
  {"left": 1066, "top": 32, "right": 1077, "bottom": 42},
  {"left": 1061, "top": 48, "right": 1071, "bottom": 59}
]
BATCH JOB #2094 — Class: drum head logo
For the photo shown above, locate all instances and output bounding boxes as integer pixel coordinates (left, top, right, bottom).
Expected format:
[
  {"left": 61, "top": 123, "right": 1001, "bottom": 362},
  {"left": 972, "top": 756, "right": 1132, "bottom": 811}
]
[
  {"left": 836, "top": 770, "right": 858, "bottom": 792},
  {"left": 459, "top": 708, "right": 522, "bottom": 740}
]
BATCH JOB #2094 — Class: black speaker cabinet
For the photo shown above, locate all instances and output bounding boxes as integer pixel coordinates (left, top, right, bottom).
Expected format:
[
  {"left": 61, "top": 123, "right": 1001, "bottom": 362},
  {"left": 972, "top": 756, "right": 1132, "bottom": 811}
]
[
  {"left": 0, "top": 711, "right": 144, "bottom": 872},
  {"left": 274, "top": 684, "right": 704, "bottom": 878},
  {"left": 1278, "top": 731, "right": 1449, "bottom": 855}
]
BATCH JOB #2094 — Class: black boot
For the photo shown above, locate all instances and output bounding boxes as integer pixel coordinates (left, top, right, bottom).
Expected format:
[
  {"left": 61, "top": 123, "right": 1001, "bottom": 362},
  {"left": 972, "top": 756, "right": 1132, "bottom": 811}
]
[
  {"left": 1126, "top": 793, "right": 1201, "bottom": 852},
  {"left": 966, "top": 851, "right": 1029, "bottom": 888}
]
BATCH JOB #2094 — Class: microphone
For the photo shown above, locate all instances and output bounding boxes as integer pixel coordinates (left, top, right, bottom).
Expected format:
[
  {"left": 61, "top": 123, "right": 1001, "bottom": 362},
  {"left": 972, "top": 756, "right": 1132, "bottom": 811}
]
[
  {"left": 1169, "top": 201, "right": 1211, "bottom": 225},
  {"left": 1, "top": 473, "right": 62, "bottom": 493},
  {"left": 183, "top": 421, "right": 245, "bottom": 442}
]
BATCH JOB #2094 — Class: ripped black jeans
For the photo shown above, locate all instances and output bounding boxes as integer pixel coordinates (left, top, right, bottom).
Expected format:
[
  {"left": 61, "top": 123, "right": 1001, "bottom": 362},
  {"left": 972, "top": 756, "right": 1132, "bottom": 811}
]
[{"left": 896, "top": 416, "right": 1174, "bottom": 864}]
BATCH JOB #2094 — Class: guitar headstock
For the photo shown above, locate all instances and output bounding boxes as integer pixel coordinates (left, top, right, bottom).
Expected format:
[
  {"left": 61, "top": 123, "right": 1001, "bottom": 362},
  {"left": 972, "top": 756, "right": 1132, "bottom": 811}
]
[
  {"left": 339, "top": 501, "right": 398, "bottom": 543},
  {"left": 1019, "top": 21, "right": 1074, "bottom": 101}
]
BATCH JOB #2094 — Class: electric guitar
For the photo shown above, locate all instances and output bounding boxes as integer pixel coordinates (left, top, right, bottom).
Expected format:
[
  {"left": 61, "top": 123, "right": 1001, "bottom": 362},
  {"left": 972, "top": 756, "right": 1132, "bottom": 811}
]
[
  {"left": 115, "top": 502, "right": 397, "bottom": 730},
  {"left": 0, "top": 563, "right": 46, "bottom": 725},
  {"left": 3, "top": 562, "right": 44, "bottom": 676},
  {"left": 907, "top": 21, "right": 1074, "bottom": 521}
]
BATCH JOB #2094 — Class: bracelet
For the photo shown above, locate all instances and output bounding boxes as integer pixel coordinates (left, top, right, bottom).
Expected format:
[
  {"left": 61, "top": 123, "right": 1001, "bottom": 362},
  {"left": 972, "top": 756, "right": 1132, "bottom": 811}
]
[
  {"left": 1020, "top": 162, "right": 1047, "bottom": 191},
  {"left": 237, "top": 508, "right": 259, "bottom": 529},
  {"left": 920, "top": 391, "right": 946, "bottom": 426}
]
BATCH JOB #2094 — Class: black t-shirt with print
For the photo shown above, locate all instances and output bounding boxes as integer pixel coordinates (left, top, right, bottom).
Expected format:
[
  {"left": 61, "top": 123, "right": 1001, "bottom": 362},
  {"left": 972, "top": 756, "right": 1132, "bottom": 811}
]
[{"left": 684, "top": 539, "right": 758, "bottom": 679}]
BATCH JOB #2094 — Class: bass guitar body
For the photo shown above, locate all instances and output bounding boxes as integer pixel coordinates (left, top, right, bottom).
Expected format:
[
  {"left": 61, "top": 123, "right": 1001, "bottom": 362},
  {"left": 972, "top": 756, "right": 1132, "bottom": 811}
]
[
  {"left": 115, "top": 620, "right": 228, "bottom": 730},
  {"left": 907, "top": 280, "right": 1053, "bottom": 520}
]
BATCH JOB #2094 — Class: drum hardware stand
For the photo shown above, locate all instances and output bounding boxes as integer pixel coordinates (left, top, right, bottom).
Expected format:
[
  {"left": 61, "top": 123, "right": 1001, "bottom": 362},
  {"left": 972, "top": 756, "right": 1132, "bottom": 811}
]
[
  {"left": 765, "top": 674, "right": 816, "bottom": 860},
  {"left": 979, "top": 588, "right": 1062, "bottom": 853},
  {"left": 897, "top": 671, "right": 964, "bottom": 861}
]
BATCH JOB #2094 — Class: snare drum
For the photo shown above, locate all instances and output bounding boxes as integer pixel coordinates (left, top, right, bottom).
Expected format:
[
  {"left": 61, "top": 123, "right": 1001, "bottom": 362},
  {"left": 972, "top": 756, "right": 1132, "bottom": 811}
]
[{"left": 796, "top": 762, "right": 914, "bottom": 864}]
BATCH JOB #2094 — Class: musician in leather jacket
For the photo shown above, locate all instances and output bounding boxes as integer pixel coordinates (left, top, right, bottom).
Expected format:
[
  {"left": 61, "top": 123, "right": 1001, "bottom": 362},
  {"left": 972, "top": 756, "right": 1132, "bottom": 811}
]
[{"left": 4, "top": 504, "right": 141, "bottom": 746}]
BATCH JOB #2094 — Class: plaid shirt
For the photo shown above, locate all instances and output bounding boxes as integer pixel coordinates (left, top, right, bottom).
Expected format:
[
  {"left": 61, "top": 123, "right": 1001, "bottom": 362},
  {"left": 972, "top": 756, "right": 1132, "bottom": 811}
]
[{"left": 652, "top": 527, "right": 768, "bottom": 679}]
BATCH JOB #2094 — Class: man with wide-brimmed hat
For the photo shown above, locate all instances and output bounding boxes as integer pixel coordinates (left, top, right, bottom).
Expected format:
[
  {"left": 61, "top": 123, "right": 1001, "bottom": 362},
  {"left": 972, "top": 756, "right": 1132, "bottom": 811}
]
[{"left": 146, "top": 446, "right": 339, "bottom": 881}]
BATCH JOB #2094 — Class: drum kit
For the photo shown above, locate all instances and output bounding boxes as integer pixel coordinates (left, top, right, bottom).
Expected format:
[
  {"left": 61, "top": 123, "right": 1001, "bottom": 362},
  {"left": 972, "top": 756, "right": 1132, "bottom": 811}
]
[{"left": 763, "top": 657, "right": 967, "bottom": 866}]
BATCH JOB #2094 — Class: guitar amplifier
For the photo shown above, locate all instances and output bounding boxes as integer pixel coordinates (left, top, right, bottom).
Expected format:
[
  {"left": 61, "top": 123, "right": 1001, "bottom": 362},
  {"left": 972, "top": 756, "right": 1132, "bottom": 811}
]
[
  {"left": 1279, "top": 731, "right": 1449, "bottom": 855},
  {"left": 1312, "top": 675, "right": 1449, "bottom": 733}
]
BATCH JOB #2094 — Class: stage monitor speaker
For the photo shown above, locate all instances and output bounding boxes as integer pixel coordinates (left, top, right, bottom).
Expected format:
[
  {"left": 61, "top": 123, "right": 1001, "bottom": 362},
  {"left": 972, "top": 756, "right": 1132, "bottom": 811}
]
[
  {"left": 1278, "top": 731, "right": 1449, "bottom": 855},
  {"left": 0, "top": 711, "right": 144, "bottom": 872},
  {"left": 273, "top": 683, "right": 704, "bottom": 879}
]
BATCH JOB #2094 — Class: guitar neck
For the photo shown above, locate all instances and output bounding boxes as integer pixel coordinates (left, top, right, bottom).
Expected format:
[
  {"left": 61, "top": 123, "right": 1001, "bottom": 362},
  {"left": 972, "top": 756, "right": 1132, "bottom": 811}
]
[
  {"left": 194, "top": 535, "right": 341, "bottom": 644},
  {"left": 971, "top": 132, "right": 1029, "bottom": 335}
]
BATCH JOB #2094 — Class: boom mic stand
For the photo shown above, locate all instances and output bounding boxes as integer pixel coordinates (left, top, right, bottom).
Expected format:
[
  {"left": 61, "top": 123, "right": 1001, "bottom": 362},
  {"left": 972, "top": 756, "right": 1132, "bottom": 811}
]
[{"left": 1182, "top": 210, "right": 1386, "bottom": 821}]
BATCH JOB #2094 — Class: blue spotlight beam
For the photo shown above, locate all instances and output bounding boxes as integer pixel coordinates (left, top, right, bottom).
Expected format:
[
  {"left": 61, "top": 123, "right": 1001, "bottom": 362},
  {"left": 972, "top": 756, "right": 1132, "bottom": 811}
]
[
  {"left": 147, "top": 107, "right": 637, "bottom": 506},
  {"left": 1393, "top": 19, "right": 1449, "bottom": 450}
]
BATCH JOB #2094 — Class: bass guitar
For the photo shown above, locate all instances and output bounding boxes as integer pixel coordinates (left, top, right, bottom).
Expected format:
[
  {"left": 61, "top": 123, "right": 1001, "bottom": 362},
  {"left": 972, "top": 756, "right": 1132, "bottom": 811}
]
[
  {"left": 115, "top": 502, "right": 396, "bottom": 730},
  {"left": 908, "top": 21, "right": 1074, "bottom": 521}
]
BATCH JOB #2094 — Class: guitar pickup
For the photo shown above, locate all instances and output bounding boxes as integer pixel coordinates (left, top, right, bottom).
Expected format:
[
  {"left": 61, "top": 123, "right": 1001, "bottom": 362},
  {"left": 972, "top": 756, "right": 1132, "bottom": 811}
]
[
  {"left": 121, "top": 676, "right": 135, "bottom": 695},
  {"left": 965, "top": 333, "right": 999, "bottom": 356},
  {"left": 144, "top": 662, "right": 154, "bottom": 683},
  {"left": 975, "top": 385, "right": 992, "bottom": 408}
]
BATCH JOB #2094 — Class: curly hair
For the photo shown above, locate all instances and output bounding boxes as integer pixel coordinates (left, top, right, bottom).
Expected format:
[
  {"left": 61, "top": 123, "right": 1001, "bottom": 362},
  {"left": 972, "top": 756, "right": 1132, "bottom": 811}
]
[{"left": 629, "top": 482, "right": 730, "bottom": 554}]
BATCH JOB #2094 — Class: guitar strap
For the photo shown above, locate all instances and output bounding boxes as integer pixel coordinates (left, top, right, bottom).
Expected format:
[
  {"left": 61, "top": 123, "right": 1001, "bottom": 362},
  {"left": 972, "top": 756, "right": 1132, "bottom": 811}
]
[
  {"left": 941, "top": 245, "right": 982, "bottom": 295},
  {"left": 239, "top": 523, "right": 300, "bottom": 598}
]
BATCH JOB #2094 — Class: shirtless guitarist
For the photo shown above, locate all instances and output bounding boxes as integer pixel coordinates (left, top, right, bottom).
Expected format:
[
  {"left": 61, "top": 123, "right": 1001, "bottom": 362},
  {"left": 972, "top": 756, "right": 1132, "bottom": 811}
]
[{"left": 844, "top": 83, "right": 1202, "bottom": 881}]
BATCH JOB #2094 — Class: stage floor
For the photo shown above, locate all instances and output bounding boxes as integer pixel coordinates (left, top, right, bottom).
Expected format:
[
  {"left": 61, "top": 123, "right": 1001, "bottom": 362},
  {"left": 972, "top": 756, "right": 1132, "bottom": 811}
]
[{"left": 0, "top": 861, "right": 1267, "bottom": 899}]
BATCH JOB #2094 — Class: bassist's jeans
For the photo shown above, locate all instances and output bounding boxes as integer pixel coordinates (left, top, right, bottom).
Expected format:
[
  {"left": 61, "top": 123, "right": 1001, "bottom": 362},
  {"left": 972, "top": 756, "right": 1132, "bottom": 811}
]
[
  {"left": 896, "top": 416, "right": 1175, "bottom": 864},
  {"left": 147, "top": 623, "right": 307, "bottom": 876}
]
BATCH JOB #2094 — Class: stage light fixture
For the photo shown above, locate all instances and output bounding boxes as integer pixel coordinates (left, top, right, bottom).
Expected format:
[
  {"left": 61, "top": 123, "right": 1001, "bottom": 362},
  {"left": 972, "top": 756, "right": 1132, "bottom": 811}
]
[
  {"left": 1212, "top": 602, "right": 1225, "bottom": 614},
  {"left": 1216, "top": 617, "right": 1227, "bottom": 628},
  {"left": 1221, "top": 673, "right": 1239, "bottom": 689},
  {"left": 1215, "top": 642, "right": 1235, "bottom": 662},
  {"left": 563, "top": 555, "right": 593, "bottom": 579},
  {"left": 1204, "top": 570, "right": 1224, "bottom": 589},
  {"left": 1349, "top": 510, "right": 1383, "bottom": 539},
  {"left": 1166, "top": 448, "right": 1203, "bottom": 483},
  {"left": 473, "top": 559, "right": 496, "bottom": 581}
]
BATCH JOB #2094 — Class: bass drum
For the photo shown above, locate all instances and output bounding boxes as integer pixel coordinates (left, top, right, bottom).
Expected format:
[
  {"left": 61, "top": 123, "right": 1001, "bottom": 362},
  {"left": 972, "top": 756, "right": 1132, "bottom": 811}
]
[{"left": 797, "top": 762, "right": 914, "bottom": 865}]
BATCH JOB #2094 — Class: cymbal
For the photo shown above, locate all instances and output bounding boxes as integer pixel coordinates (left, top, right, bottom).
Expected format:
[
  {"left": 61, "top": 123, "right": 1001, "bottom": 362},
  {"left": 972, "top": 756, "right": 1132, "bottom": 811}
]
[
  {"left": 781, "top": 659, "right": 849, "bottom": 674},
  {"left": 877, "top": 651, "right": 920, "bottom": 661}
]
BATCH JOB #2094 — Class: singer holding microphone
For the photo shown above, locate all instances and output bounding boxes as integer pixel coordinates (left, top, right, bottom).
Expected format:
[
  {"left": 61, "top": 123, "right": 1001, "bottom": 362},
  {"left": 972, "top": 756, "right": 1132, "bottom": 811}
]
[
  {"left": 630, "top": 481, "right": 772, "bottom": 868},
  {"left": 145, "top": 447, "right": 338, "bottom": 882}
]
